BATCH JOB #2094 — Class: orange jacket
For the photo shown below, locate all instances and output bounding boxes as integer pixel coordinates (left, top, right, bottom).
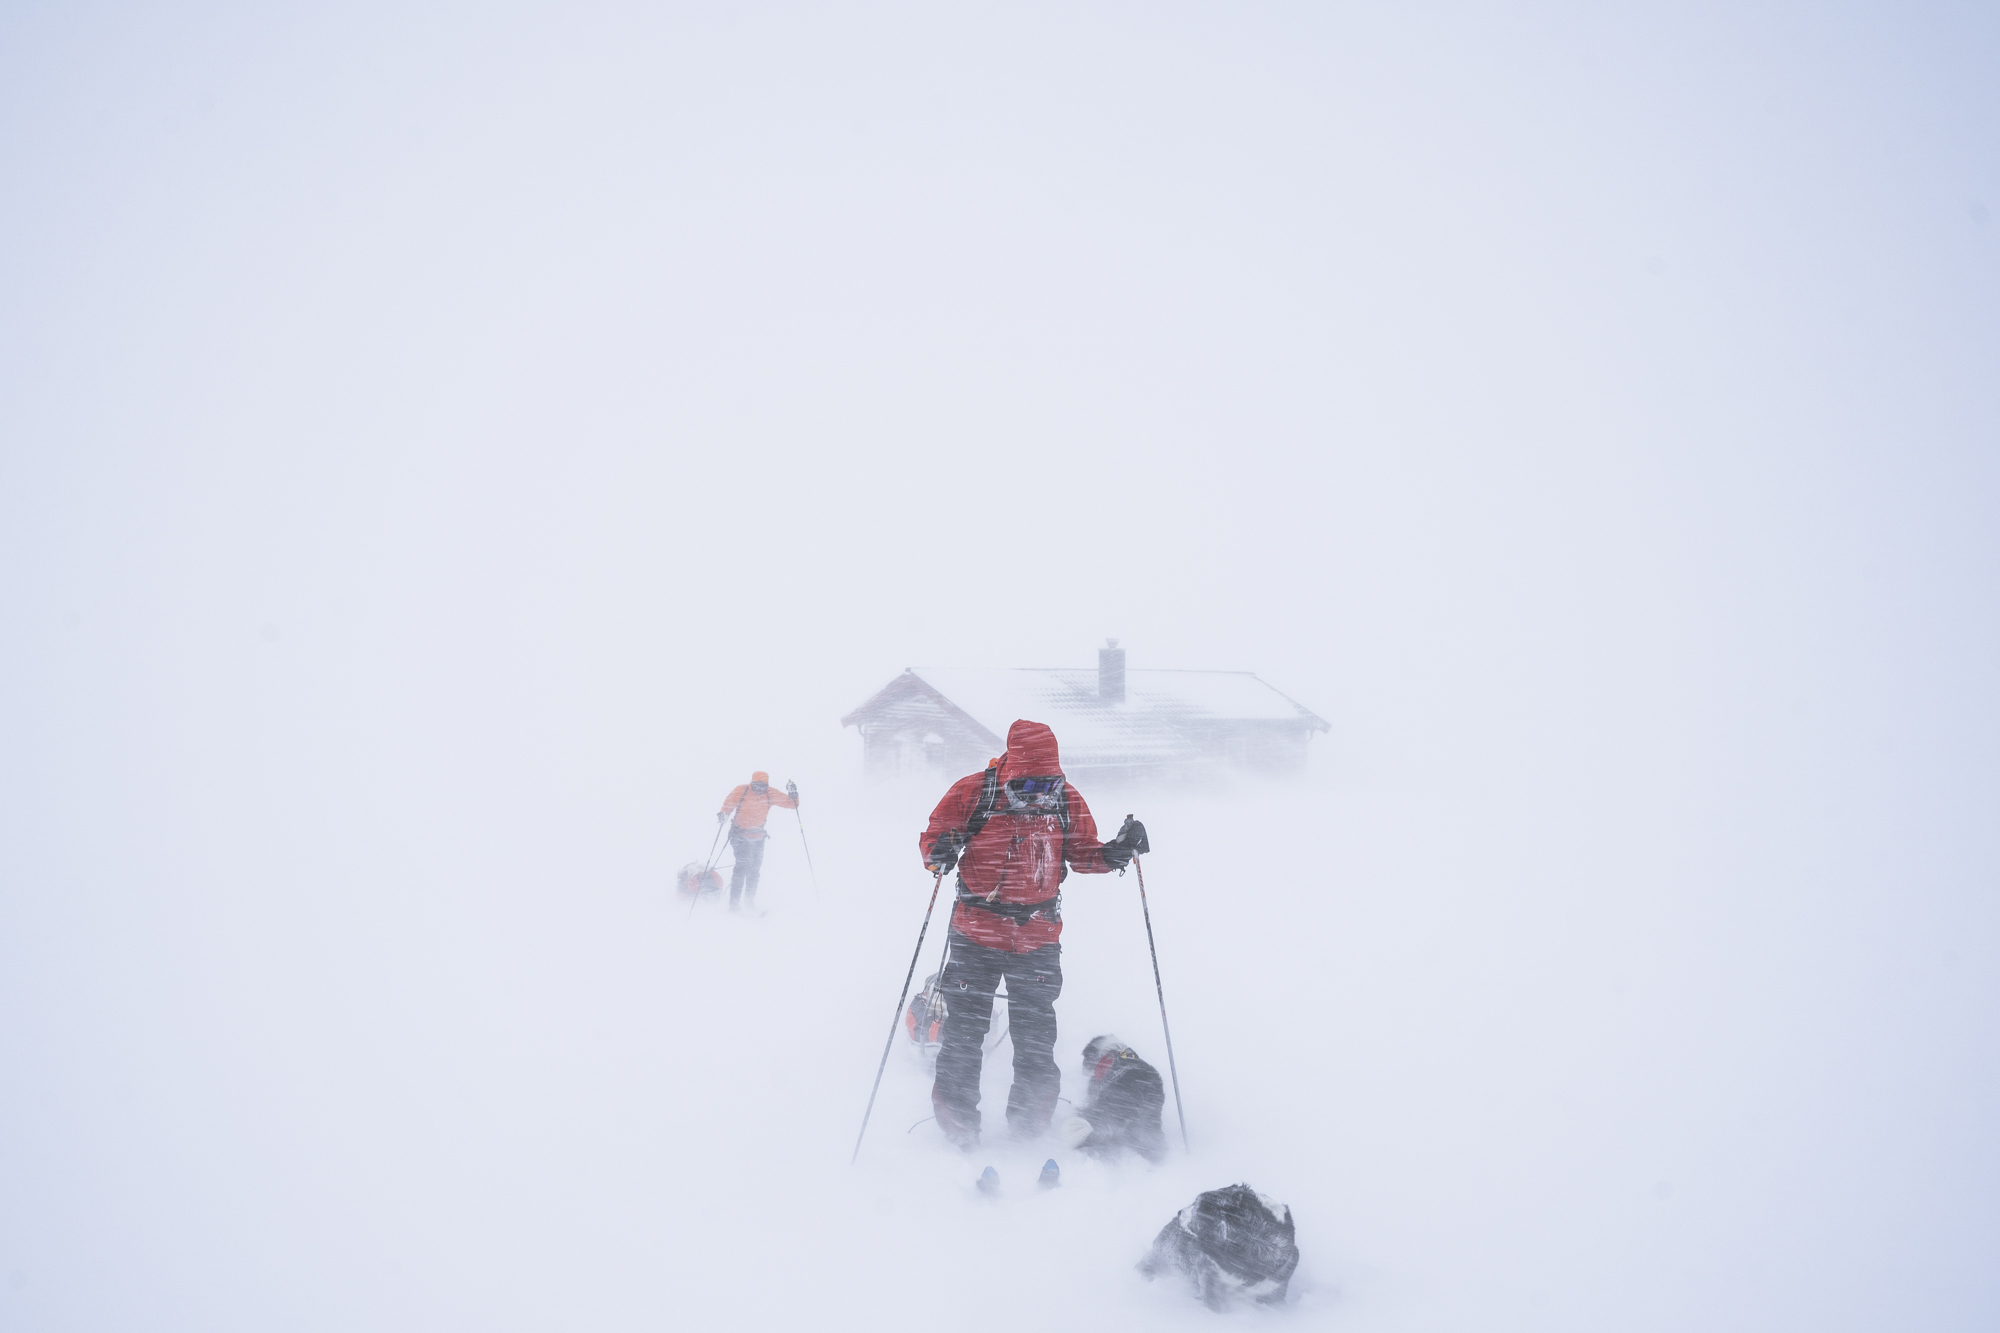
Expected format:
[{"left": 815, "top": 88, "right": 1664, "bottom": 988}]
[{"left": 720, "top": 774, "right": 796, "bottom": 830}]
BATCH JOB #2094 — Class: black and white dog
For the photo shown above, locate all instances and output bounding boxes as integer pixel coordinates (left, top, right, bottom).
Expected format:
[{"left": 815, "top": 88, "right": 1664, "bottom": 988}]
[
  {"left": 1061, "top": 1035, "right": 1168, "bottom": 1163},
  {"left": 1140, "top": 1183, "right": 1299, "bottom": 1309}
]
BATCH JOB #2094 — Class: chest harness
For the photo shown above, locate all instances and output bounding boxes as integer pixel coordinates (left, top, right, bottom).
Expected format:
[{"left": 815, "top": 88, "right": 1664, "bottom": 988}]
[{"left": 954, "top": 765, "right": 1072, "bottom": 926}]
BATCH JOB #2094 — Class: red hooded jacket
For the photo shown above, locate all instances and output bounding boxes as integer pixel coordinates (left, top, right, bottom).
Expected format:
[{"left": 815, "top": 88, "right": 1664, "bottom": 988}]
[{"left": 918, "top": 720, "right": 1119, "bottom": 953}]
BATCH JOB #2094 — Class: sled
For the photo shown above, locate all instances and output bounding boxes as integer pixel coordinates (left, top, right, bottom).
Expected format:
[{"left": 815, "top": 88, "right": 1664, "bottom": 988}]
[
  {"left": 904, "top": 971, "right": 1009, "bottom": 1066},
  {"left": 905, "top": 972, "right": 945, "bottom": 1056},
  {"left": 675, "top": 862, "right": 725, "bottom": 900}
]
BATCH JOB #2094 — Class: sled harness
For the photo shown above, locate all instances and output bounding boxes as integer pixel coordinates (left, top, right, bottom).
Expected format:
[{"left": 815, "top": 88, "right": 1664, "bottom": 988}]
[{"left": 951, "top": 762, "right": 1072, "bottom": 923}]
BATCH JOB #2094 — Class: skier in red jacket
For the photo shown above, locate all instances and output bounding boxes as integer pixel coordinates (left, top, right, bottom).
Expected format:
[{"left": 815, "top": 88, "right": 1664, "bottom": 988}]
[{"left": 918, "top": 720, "right": 1149, "bottom": 1148}]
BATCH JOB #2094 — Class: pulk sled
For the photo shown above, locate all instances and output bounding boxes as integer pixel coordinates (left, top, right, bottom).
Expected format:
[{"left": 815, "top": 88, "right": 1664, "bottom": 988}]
[{"left": 686, "top": 813, "right": 732, "bottom": 919}]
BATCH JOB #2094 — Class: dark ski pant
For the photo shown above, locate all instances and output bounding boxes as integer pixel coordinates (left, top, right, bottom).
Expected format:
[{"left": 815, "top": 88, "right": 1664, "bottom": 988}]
[
  {"left": 727, "top": 828, "right": 766, "bottom": 906},
  {"left": 932, "top": 934, "right": 1063, "bottom": 1140}
]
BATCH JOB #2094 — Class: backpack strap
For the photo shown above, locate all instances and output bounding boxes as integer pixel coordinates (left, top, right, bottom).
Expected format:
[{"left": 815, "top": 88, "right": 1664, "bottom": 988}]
[
  {"left": 965, "top": 767, "right": 1071, "bottom": 837},
  {"left": 1052, "top": 785, "right": 1074, "bottom": 885},
  {"left": 961, "top": 764, "right": 1002, "bottom": 840},
  {"left": 952, "top": 766, "right": 1076, "bottom": 892}
]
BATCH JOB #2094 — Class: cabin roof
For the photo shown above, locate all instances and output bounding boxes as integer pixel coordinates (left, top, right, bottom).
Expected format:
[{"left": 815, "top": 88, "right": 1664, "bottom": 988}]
[{"left": 841, "top": 666, "right": 1328, "bottom": 769}]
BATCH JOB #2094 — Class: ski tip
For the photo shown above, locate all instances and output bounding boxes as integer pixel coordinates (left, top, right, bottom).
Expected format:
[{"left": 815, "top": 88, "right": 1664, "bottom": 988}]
[
  {"left": 977, "top": 1166, "right": 1000, "bottom": 1194},
  {"left": 1038, "top": 1158, "right": 1060, "bottom": 1189}
]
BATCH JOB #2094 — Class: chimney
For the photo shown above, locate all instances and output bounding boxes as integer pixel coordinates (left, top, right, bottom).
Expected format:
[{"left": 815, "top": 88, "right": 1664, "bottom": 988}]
[{"left": 1099, "top": 639, "right": 1126, "bottom": 703}]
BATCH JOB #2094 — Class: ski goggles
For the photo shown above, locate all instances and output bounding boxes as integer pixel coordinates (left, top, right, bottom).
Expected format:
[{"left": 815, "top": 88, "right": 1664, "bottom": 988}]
[{"left": 1011, "top": 776, "right": 1062, "bottom": 795}]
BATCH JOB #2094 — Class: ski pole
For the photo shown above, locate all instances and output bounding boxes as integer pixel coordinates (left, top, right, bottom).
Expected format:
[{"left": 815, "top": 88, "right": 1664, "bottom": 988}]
[
  {"left": 851, "top": 869, "right": 947, "bottom": 1166},
  {"left": 686, "top": 863, "right": 713, "bottom": 920},
  {"left": 793, "top": 808, "right": 819, "bottom": 893},
  {"left": 690, "top": 815, "right": 731, "bottom": 920},
  {"left": 691, "top": 784, "right": 752, "bottom": 919},
  {"left": 1133, "top": 852, "right": 1190, "bottom": 1153}
]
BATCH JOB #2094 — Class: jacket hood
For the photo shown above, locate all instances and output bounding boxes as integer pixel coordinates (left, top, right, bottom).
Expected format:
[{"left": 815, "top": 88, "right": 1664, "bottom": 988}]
[
  {"left": 1000, "top": 720, "right": 1063, "bottom": 780},
  {"left": 751, "top": 770, "right": 769, "bottom": 784}
]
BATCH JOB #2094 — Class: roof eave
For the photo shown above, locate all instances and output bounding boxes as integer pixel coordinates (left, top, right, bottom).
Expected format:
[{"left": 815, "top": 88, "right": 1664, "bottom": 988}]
[{"left": 840, "top": 670, "right": 1006, "bottom": 749}]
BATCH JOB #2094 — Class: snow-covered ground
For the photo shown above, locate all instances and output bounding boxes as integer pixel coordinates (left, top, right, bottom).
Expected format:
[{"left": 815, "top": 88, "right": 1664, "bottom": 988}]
[{"left": 4, "top": 699, "right": 1993, "bottom": 1330}]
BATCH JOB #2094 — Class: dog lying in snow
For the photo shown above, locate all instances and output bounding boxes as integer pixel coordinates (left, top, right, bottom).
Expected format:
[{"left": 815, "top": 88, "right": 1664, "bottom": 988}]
[
  {"left": 1140, "top": 1183, "right": 1299, "bottom": 1309},
  {"left": 1059, "top": 1035, "right": 1167, "bottom": 1163}
]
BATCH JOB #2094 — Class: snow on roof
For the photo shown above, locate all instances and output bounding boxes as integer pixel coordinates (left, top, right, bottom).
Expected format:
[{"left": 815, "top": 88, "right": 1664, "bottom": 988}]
[{"left": 886, "top": 667, "right": 1327, "bottom": 767}]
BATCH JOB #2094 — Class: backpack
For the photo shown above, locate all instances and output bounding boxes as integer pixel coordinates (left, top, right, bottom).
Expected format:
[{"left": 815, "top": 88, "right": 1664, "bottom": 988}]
[
  {"left": 675, "top": 863, "right": 724, "bottom": 900},
  {"left": 1141, "top": 1183, "right": 1299, "bottom": 1310},
  {"left": 1073, "top": 1035, "right": 1167, "bottom": 1163},
  {"left": 951, "top": 765, "right": 1075, "bottom": 913}
]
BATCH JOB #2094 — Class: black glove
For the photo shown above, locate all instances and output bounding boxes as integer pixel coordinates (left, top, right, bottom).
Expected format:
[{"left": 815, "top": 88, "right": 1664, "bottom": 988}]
[
  {"left": 1117, "top": 816, "right": 1149, "bottom": 854},
  {"left": 1099, "top": 815, "right": 1150, "bottom": 871},
  {"left": 926, "top": 830, "right": 963, "bottom": 875},
  {"left": 786, "top": 780, "right": 799, "bottom": 805},
  {"left": 716, "top": 811, "right": 728, "bottom": 826}
]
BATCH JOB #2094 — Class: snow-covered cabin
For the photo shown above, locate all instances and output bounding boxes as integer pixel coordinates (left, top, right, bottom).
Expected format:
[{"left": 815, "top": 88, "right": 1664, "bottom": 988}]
[{"left": 839, "top": 643, "right": 1329, "bottom": 785}]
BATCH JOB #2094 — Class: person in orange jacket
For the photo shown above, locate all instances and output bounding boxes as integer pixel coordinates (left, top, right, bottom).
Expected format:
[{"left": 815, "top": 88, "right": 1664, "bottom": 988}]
[{"left": 717, "top": 771, "right": 798, "bottom": 912}]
